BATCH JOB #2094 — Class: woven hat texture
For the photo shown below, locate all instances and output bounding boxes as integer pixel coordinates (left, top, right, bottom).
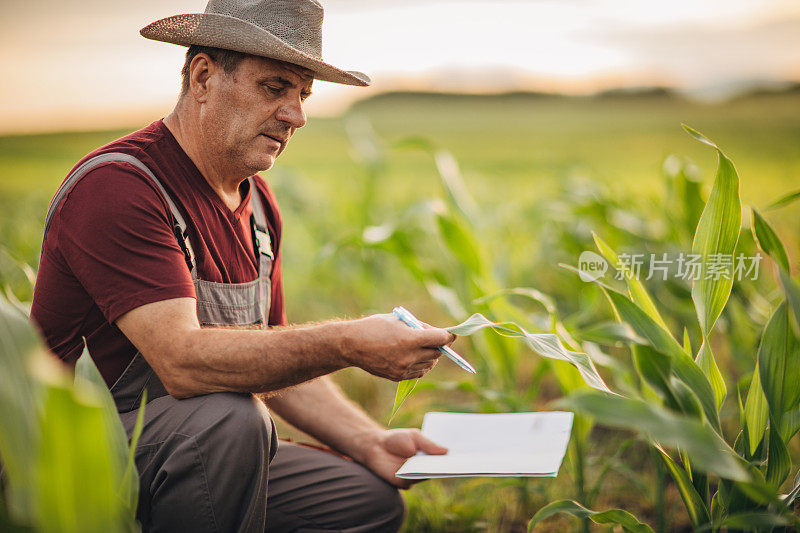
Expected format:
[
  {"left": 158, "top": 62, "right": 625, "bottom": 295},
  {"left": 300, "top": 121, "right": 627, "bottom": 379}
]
[{"left": 141, "top": 0, "right": 370, "bottom": 86}]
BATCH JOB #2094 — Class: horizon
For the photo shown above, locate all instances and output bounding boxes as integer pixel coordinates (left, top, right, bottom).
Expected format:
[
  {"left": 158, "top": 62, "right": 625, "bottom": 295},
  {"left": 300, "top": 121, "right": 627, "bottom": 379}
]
[{"left": 1, "top": 81, "right": 799, "bottom": 138}]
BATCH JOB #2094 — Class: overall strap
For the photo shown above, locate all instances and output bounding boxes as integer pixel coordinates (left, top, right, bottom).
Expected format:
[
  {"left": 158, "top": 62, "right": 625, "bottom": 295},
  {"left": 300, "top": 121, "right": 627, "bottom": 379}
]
[
  {"left": 41, "top": 152, "right": 197, "bottom": 275},
  {"left": 248, "top": 177, "right": 274, "bottom": 271}
]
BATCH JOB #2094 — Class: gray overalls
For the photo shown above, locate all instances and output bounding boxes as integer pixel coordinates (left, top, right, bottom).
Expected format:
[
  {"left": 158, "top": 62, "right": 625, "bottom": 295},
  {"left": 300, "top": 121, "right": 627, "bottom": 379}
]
[{"left": 43, "top": 154, "right": 405, "bottom": 532}]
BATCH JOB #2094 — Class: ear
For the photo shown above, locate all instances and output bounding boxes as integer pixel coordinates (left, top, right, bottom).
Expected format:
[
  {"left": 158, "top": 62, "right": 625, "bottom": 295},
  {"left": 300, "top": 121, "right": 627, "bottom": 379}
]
[{"left": 188, "top": 53, "right": 217, "bottom": 103}]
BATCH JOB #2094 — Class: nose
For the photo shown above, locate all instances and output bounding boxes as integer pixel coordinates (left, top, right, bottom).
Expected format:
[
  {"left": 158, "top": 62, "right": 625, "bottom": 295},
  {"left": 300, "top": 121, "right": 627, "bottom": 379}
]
[{"left": 275, "top": 99, "right": 307, "bottom": 130}]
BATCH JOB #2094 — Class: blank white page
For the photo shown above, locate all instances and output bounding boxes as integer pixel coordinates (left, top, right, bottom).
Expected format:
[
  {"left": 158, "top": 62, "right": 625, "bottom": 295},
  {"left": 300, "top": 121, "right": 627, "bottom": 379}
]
[{"left": 395, "top": 411, "right": 573, "bottom": 479}]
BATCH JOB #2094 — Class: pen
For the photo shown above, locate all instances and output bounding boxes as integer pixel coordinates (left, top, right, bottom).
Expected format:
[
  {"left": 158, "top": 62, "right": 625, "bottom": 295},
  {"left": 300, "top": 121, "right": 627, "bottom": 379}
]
[{"left": 392, "top": 306, "right": 477, "bottom": 374}]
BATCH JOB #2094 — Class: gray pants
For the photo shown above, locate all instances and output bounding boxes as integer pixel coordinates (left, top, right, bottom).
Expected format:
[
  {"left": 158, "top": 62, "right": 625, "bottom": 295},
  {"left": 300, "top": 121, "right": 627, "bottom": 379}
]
[{"left": 119, "top": 392, "right": 405, "bottom": 532}]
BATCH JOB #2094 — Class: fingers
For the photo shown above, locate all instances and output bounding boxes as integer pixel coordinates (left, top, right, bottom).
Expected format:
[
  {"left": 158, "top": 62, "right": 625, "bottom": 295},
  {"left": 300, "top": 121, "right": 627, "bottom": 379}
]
[
  {"left": 395, "top": 478, "right": 414, "bottom": 490},
  {"left": 399, "top": 353, "right": 439, "bottom": 380},
  {"left": 413, "top": 432, "right": 448, "bottom": 455},
  {"left": 415, "top": 327, "right": 456, "bottom": 348}
]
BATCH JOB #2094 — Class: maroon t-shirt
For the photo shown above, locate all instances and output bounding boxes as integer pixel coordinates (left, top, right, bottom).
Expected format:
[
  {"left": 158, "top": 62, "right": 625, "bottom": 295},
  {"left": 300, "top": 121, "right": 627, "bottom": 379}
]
[{"left": 30, "top": 119, "right": 287, "bottom": 386}]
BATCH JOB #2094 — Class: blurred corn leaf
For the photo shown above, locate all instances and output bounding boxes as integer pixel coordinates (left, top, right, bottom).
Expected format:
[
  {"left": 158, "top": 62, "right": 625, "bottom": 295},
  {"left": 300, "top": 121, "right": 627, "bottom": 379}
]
[
  {"left": 750, "top": 209, "right": 800, "bottom": 336},
  {"left": 528, "top": 499, "right": 654, "bottom": 533},
  {"left": 751, "top": 209, "right": 789, "bottom": 271},
  {"left": 0, "top": 297, "right": 42, "bottom": 520},
  {"left": 75, "top": 346, "right": 145, "bottom": 515},
  {"left": 555, "top": 391, "right": 749, "bottom": 481},
  {"left": 34, "top": 380, "right": 125, "bottom": 532},
  {"left": 593, "top": 232, "right": 668, "bottom": 330},
  {"left": 0, "top": 295, "right": 141, "bottom": 532},
  {"left": 758, "top": 302, "right": 800, "bottom": 429},
  {"left": 766, "top": 189, "right": 800, "bottom": 210}
]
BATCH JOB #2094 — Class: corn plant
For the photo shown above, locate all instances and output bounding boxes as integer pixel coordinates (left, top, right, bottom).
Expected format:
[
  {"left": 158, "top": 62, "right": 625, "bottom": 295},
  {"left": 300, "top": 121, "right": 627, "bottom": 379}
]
[
  {"left": 0, "top": 295, "right": 145, "bottom": 532},
  {"left": 341, "top": 124, "right": 660, "bottom": 528},
  {"left": 530, "top": 126, "right": 800, "bottom": 531}
]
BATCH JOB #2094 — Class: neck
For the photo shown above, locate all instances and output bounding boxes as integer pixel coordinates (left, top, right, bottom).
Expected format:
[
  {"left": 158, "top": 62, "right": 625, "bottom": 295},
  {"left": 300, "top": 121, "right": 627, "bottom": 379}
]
[{"left": 163, "top": 101, "right": 246, "bottom": 211}]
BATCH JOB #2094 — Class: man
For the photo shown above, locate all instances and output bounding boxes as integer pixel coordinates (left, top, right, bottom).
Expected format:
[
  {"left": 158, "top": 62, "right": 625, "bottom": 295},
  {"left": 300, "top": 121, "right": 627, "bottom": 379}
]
[{"left": 30, "top": 0, "right": 456, "bottom": 531}]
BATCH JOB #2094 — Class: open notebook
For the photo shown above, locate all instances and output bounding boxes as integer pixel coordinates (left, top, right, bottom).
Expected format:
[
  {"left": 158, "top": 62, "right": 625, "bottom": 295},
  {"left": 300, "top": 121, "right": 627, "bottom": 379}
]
[{"left": 395, "top": 411, "right": 574, "bottom": 479}]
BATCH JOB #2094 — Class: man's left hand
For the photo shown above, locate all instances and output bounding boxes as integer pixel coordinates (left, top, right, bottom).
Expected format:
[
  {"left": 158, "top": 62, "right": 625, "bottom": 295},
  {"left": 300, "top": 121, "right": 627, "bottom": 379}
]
[{"left": 359, "top": 429, "right": 448, "bottom": 489}]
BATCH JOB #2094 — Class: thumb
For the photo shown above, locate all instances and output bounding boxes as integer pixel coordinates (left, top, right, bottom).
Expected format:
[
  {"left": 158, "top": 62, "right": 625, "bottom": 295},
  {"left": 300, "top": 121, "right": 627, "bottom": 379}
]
[
  {"left": 417, "top": 327, "right": 456, "bottom": 348},
  {"left": 415, "top": 433, "right": 448, "bottom": 455}
]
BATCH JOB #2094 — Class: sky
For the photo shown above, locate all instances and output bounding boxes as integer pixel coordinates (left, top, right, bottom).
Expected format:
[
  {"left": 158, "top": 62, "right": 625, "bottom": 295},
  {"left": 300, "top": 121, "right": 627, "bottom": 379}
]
[{"left": 1, "top": 0, "right": 799, "bottom": 134}]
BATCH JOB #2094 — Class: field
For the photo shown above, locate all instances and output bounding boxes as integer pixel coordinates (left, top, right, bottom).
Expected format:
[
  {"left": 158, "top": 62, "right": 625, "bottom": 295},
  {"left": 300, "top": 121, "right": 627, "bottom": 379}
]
[{"left": 1, "top": 89, "right": 799, "bottom": 531}]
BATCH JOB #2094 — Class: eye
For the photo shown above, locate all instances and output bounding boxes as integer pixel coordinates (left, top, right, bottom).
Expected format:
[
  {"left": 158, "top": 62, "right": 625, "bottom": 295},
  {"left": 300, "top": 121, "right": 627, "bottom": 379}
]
[{"left": 261, "top": 84, "right": 282, "bottom": 95}]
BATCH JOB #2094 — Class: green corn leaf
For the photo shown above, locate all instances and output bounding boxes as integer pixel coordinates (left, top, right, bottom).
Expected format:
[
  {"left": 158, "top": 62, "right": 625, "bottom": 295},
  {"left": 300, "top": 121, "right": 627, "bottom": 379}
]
[
  {"left": 605, "top": 286, "right": 720, "bottom": 428},
  {"left": 562, "top": 262, "right": 720, "bottom": 428},
  {"left": 684, "top": 125, "right": 741, "bottom": 409},
  {"left": 556, "top": 391, "right": 750, "bottom": 481},
  {"left": 751, "top": 208, "right": 789, "bottom": 271},
  {"left": 445, "top": 313, "right": 610, "bottom": 392},
  {"left": 632, "top": 344, "right": 674, "bottom": 403},
  {"left": 778, "top": 269, "right": 800, "bottom": 338},
  {"left": 394, "top": 137, "right": 479, "bottom": 221},
  {"left": 578, "top": 321, "right": 648, "bottom": 346},
  {"left": 34, "top": 381, "right": 130, "bottom": 533},
  {"left": 696, "top": 339, "right": 727, "bottom": 410},
  {"left": 528, "top": 499, "right": 654, "bottom": 533},
  {"left": 682, "top": 124, "right": 720, "bottom": 149},
  {"left": 658, "top": 447, "right": 710, "bottom": 527},
  {"left": 683, "top": 327, "right": 692, "bottom": 354},
  {"left": 432, "top": 149, "right": 480, "bottom": 222},
  {"left": 0, "top": 297, "right": 43, "bottom": 521},
  {"left": 766, "top": 188, "right": 800, "bottom": 210},
  {"left": 389, "top": 379, "right": 419, "bottom": 422},
  {"left": 593, "top": 233, "right": 668, "bottom": 330},
  {"left": 473, "top": 287, "right": 557, "bottom": 318},
  {"left": 783, "top": 470, "right": 800, "bottom": 506},
  {"left": 671, "top": 378, "right": 705, "bottom": 420},
  {"left": 680, "top": 448, "right": 711, "bottom": 506},
  {"left": 758, "top": 302, "right": 800, "bottom": 426},
  {"left": 434, "top": 209, "right": 487, "bottom": 278},
  {"left": 711, "top": 512, "right": 792, "bottom": 531},
  {"left": 778, "top": 408, "right": 800, "bottom": 442},
  {"left": 75, "top": 343, "right": 140, "bottom": 513},
  {"left": 743, "top": 364, "right": 769, "bottom": 455},
  {"left": 765, "top": 425, "right": 791, "bottom": 490},
  {"left": 390, "top": 311, "right": 612, "bottom": 418},
  {"left": 122, "top": 392, "right": 147, "bottom": 516}
]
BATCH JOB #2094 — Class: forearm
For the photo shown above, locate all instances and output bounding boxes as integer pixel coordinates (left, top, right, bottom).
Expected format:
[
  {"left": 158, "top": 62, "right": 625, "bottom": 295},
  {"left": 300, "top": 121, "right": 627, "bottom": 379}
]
[
  {"left": 264, "top": 375, "right": 385, "bottom": 463},
  {"left": 163, "top": 322, "right": 350, "bottom": 397},
  {"left": 117, "top": 298, "right": 454, "bottom": 400}
]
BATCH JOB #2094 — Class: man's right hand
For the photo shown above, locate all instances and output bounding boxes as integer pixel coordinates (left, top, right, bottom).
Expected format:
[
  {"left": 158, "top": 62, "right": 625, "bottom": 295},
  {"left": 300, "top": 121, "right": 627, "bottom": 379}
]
[{"left": 338, "top": 313, "right": 456, "bottom": 381}]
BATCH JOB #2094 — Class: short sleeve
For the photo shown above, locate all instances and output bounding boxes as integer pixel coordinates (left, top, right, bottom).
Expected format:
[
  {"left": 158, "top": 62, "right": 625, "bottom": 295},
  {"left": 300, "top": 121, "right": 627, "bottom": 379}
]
[{"left": 54, "top": 161, "right": 196, "bottom": 323}]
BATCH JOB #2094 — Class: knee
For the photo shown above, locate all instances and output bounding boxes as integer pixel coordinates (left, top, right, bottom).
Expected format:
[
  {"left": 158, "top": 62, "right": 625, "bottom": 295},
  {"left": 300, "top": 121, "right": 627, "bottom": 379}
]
[
  {"left": 362, "top": 476, "right": 406, "bottom": 532},
  {"left": 193, "top": 392, "right": 276, "bottom": 464}
]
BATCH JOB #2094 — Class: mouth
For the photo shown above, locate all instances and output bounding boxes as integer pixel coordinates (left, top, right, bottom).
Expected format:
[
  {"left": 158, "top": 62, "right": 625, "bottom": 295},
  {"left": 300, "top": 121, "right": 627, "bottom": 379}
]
[{"left": 260, "top": 133, "right": 287, "bottom": 146}]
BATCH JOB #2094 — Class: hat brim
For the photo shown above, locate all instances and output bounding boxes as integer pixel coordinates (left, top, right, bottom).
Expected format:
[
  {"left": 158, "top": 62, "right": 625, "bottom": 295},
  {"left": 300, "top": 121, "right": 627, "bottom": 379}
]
[{"left": 140, "top": 13, "right": 370, "bottom": 87}]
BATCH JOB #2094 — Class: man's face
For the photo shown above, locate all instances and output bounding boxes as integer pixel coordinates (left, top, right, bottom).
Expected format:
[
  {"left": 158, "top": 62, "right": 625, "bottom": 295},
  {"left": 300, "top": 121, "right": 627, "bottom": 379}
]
[{"left": 199, "top": 55, "right": 313, "bottom": 175}]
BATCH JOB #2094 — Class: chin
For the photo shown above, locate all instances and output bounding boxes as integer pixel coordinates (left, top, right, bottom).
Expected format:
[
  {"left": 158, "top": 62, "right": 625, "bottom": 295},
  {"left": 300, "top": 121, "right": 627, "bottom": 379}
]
[{"left": 246, "top": 156, "right": 275, "bottom": 173}]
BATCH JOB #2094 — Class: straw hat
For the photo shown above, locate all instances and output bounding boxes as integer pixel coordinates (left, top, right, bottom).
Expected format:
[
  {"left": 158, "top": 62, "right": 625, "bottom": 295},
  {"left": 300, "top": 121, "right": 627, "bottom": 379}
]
[{"left": 140, "top": 0, "right": 370, "bottom": 86}]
